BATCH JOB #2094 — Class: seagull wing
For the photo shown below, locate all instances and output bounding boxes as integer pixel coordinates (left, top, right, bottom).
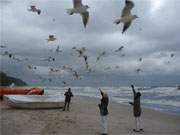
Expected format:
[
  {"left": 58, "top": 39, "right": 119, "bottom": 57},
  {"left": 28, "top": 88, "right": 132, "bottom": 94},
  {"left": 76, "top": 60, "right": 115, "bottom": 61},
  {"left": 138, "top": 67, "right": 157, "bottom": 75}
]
[
  {"left": 81, "top": 11, "right": 89, "bottom": 28},
  {"left": 96, "top": 56, "right": 100, "bottom": 62},
  {"left": 73, "top": 0, "right": 82, "bottom": 8},
  {"left": 31, "top": 5, "right": 36, "bottom": 9},
  {"left": 122, "top": 21, "right": 132, "bottom": 33},
  {"left": 121, "top": 0, "right": 134, "bottom": 17},
  {"left": 37, "top": 9, "right": 41, "bottom": 15}
]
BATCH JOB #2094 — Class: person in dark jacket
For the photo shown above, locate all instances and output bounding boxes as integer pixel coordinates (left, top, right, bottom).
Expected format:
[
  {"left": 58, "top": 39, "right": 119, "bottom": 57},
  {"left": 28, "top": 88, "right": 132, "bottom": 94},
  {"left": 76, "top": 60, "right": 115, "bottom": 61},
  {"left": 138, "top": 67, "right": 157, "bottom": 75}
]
[
  {"left": 129, "top": 85, "right": 143, "bottom": 132},
  {"left": 63, "top": 88, "right": 73, "bottom": 111},
  {"left": 98, "top": 89, "right": 109, "bottom": 135}
]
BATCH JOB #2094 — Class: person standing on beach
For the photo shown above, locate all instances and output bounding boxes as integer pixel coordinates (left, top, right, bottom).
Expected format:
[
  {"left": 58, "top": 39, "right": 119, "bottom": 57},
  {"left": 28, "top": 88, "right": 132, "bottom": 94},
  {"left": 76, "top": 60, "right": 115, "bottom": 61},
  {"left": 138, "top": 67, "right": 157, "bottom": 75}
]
[
  {"left": 63, "top": 88, "right": 73, "bottom": 111},
  {"left": 129, "top": 85, "right": 143, "bottom": 132},
  {"left": 98, "top": 89, "right": 109, "bottom": 135}
]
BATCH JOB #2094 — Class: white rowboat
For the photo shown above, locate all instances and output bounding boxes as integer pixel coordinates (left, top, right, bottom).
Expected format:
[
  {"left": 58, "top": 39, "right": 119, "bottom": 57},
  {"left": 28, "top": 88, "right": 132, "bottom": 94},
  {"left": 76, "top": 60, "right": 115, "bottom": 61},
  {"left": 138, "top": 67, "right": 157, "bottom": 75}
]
[{"left": 4, "top": 95, "right": 64, "bottom": 109}]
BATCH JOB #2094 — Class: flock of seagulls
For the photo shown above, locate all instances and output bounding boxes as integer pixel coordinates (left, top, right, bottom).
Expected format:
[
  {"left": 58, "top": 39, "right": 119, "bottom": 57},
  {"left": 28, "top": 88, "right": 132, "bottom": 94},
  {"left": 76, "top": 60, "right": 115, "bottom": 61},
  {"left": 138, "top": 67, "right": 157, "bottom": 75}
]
[
  {"left": 28, "top": 0, "right": 137, "bottom": 33},
  {"left": 67, "top": 0, "right": 138, "bottom": 32},
  {"left": 0, "top": 0, "right": 176, "bottom": 85}
]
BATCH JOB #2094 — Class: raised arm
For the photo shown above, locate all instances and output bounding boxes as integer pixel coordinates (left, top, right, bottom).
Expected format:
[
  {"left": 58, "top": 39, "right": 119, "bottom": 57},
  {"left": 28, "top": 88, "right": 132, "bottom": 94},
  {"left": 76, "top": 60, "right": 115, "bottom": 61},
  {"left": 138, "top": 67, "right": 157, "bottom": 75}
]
[
  {"left": 71, "top": 92, "right": 74, "bottom": 97},
  {"left": 99, "top": 88, "right": 104, "bottom": 96},
  {"left": 129, "top": 101, "right": 134, "bottom": 106},
  {"left": 131, "top": 85, "right": 136, "bottom": 96}
]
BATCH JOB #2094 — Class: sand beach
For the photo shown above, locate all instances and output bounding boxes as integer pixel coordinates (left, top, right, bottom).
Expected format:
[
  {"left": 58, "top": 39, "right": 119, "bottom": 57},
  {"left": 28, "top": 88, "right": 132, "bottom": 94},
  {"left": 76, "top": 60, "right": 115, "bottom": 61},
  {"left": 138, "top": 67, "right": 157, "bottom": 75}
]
[{"left": 0, "top": 96, "right": 180, "bottom": 135}]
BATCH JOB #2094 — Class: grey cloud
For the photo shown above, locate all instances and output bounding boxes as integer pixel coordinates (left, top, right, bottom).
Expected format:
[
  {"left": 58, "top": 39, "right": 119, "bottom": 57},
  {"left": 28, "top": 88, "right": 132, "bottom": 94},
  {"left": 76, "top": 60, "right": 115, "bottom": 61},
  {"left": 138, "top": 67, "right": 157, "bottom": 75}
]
[{"left": 1, "top": 0, "right": 180, "bottom": 86}]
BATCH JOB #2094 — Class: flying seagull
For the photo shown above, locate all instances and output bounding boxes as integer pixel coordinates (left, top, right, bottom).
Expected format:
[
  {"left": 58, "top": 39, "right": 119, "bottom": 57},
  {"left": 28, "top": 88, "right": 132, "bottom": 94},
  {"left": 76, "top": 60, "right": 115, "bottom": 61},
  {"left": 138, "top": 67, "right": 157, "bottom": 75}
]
[
  {"left": 114, "top": 0, "right": 138, "bottom": 33},
  {"left": 96, "top": 51, "right": 106, "bottom": 62},
  {"left": 74, "top": 47, "right": 86, "bottom": 57},
  {"left": 50, "top": 68, "right": 59, "bottom": 73},
  {"left": 115, "top": 46, "right": 124, "bottom": 52},
  {"left": 72, "top": 46, "right": 76, "bottom": 50},
  {"left": 28, "top": 5, "right": 41, "bottom": 15},
  {"left": 83, "top": 55, "right": 91, "bottom": 71},
  {"left": 62, "top": 81, "right": 67, "bottom": 86},
  {"left": 27, "top": 65, "right": 37, "bottom": 70},
  {"left": 136, "top": 68, "right": 142, "bottom": 73},
  {"left": 139, "top": 58, "right": 142, "bottom": 62},
  {"left": 73, "top": 71, "right": 81, "bottom": 80},
  {"left": 0, "top": 45, "right": 6, "bottom": 48},
  {"left": 67, "top": 0, "right": 90, "bottom": 28},
  {"left": 104, "top": 67, "right": 111, "bottom": 70},
  {"left": 47, "top": 35, "right": 56, "bottom": 42},
  {"left": 170, "top": 53, "right": 174, "bottom": 58},
  {"left": 41, "top": 56, "right": 55, "bottom": 62},
  {"left": 55, "top": 45, "right": 62, "bottom": 53},
  {"left": 121, "top": 54, "right": 125, "bottom": 57},
  {"left": 63, "top": 65, "right": 73, "bottom": 72},
  {"left": 3, "top": 51, "right": 13, "bottom": 58}
]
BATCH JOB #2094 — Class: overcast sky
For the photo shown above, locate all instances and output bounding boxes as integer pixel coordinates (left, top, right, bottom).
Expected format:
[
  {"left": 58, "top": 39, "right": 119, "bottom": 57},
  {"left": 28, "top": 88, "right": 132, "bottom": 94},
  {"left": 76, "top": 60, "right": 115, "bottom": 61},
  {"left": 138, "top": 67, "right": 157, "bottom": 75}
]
[{"left": 0, "top": 0, "right": 180, "bottom": 86}]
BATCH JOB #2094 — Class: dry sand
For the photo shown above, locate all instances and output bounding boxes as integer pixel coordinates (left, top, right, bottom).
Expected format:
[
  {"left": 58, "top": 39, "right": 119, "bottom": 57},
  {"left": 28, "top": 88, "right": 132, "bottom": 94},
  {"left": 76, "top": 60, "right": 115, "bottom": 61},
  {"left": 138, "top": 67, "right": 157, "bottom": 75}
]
[{"left": 0, "top": 96, "right": 180, "bottom": 135}]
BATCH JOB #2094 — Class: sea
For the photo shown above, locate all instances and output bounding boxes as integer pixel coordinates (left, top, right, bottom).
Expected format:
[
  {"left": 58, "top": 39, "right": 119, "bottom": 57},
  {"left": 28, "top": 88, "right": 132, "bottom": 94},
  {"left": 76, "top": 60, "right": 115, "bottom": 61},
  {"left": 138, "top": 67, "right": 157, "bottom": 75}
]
[{"left": 41, "top": 86, "right": 180, "bottom": 115}]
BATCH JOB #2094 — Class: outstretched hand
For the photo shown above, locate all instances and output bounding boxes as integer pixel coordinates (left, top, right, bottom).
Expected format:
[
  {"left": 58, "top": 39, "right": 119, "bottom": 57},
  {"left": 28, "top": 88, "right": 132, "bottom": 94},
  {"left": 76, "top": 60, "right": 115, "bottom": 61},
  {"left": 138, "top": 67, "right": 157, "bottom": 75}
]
[
  {"left": 131, "top": 85, "right": 134, "bottom": 89},
  {"left": 129, "top": 102, "right": 133, "bottom": 105},
  {"left": 99, "top": 88, "right": 103, "bottom": 96}
]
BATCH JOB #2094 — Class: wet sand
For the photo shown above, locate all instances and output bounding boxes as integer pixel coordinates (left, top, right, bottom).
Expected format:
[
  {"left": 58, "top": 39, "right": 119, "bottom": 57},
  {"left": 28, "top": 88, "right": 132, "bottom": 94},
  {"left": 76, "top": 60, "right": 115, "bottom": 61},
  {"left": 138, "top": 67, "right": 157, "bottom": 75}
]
[{"left": 1, "top": 96, "right": 180, "bottom": 135}]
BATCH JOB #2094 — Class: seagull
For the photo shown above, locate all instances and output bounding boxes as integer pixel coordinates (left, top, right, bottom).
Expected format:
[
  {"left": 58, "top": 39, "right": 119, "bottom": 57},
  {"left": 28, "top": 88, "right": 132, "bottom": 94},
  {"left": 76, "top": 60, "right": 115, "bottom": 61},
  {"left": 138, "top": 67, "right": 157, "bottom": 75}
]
[
  {"left": 83, "top": 55, "right": 91, "bottom": 70},
  {"left": 139, "top": 58, "right": 142, "bottom": 62},
  {"left": 48, "top": 78, "right": 52, "bottom": 82},
  {"left": 41, "top": 56, "right": 55, "bottom": 62},
  {"left": 170, "top": 53, "right": 174, "bottom": 58},
  {"left": 2, "top": 51, "right": 12, "bottom": 58},
  {"left": 13, "top": 57, "right": 22, "bottom": 62},
  {"left": 76, "top": 47, "right": 86, "bottom": 57},
  {"left": 0, "top": 45, "right": 6, "bottom": 48},
  {"left": 63, "top": 65, "right": 73, "bottom": 72},
  {"left": 47, "top": 35, "right": 56, "bottom": 42},
  {"left": 55, "top": 45, "right": 62, "bottom": 53},
  {"left": 104, "top": 67, "right": 111, "bottom": 70},
  {"left": 83, "top": 55, "right": 89, "bottom": 68},
  {"left": 73, "top": 71, "right": 81, "bottom": 80},
  {"left": 136, "top": 68, "right": 142, "bottom": 73},
  {"left": 114, "top": 0, "right": 138, "bottom": 33},
  {"left": 50, "top": 68, "right": 59, "bottom": 73},
  {"left": 83, "top": 55, "right": 88, "bottom": 62},
  {"left": 121, "top": 54, "right": 125, "bottom": 57},
  {"left": 28, "top": 5, "right": 41, "bottom": 15},
  {"left": 8, "top": 54, "right": 12, "bottom": 58},
  {"left": 27, "top": 65, "right": 37, "bottom": 70},
  {"left": 72, "top": 46, "right": 76, "bottom": 50},
  {"left": 96, "top": 51, "right": 106, "bottom": 62},
  {"left": 115, "top": 46, "right": 124, "bottom": 52},
  {"left": 67, "top": 0, "right": 90, "bottom": 28},
  {"left": 62, "top": 81, "right": 67, "bottom": 85},
  {"left": 3, "top": 51, "right": 9, "bottom": 55}
]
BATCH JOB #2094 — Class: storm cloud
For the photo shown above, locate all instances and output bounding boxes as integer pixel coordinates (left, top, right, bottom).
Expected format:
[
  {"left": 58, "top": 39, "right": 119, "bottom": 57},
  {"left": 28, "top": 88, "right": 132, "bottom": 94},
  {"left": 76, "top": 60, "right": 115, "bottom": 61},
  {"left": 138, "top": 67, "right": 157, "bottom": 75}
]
[{"left": 1, "top": 0, "right": 180, "bottom": 86}]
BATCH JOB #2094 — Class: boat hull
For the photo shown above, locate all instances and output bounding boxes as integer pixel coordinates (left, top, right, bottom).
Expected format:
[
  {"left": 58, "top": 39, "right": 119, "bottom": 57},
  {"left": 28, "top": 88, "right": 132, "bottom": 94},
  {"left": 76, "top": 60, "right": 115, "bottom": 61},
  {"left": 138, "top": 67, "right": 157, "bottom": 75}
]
[{"left": 4, "top": 95, "right": 64, "bottom": 109}]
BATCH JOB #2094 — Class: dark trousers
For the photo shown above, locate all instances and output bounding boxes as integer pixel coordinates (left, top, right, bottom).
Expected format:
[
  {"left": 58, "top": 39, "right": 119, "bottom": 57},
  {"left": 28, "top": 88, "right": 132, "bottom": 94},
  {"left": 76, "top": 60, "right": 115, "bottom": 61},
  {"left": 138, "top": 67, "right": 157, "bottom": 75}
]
[{"left": 63, "top": 101, "right": 70, "bottom": 111}]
